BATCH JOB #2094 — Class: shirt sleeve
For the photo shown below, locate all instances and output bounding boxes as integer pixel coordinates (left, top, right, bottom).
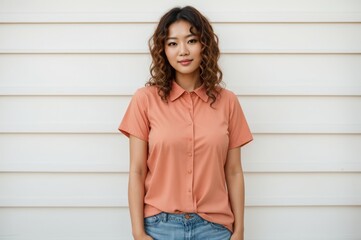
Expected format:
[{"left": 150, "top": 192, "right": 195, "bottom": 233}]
[
  {"left": 228, "top": 92, "right": 253, "bottom": 149},
  {"left": 118, "top": 88, "right": 150, "bottom": 142}
]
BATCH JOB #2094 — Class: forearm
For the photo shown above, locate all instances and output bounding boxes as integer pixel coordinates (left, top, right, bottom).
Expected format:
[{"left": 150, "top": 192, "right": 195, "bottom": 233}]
[
  {"left": 226, "top": 171, "right": 245, "bottom": 236},
  {"left": 128, "top": 171, "right": 147, "bottom": 238}
]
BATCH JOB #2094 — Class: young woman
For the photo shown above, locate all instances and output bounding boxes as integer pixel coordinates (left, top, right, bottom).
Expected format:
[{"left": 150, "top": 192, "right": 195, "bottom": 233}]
[{"left": 119, "top": 6, "right": 253, "bottom": 240}]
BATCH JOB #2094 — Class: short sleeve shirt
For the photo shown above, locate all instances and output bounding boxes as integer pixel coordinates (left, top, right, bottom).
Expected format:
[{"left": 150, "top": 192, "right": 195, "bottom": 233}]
[{"left": 118, "top": 80, "right": 253, "bottom": 233}]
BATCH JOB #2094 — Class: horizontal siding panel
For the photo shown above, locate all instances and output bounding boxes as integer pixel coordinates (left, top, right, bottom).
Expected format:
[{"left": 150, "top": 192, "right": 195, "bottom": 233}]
[
  {"left": 245, "top": 206, "right": 361, "bottom": 240},
  {"left": 0, "top": 134, "right": 360, "bottom": 173},
  {"left": 0, "top": 96, "right": 126, "bottom": 133},
  {"left": 0, "top": 133, "right": 129, "bottom": 172},
  {"left": 0, "top": 173, "right": 127, "bottom": 207},
  {"left": 0, "top": 0, "right": 360, "bottom": 14},
  {"left": 245, "top": 96, "right": 361, "bottom": 133},
  {"left": 0, "top": 207, "right": 360, "bottom": 240},
  {"left": 0, "top": 172, "right": 359, "bottom": 206},
  {"left": 0, "top": 54, "right": 360, "bottom": 96},
  {"left": 246, "top": 173, "right": 361, "bottom": 206},
  {"left": 1, "top": 23, "right": 361, "bottom": 53},
  {"left": 0, "top": 96, "right": 359, "bottom": 133},
  {"left": 221, "top": 54, "right": 361, "bottom": 96},
  {"left": 0, "top": 207, "right": 132, "bottom": 240},
  {"left": 243, "top": 134, "right": 361, "bottom": 172},
  {"left": 1, "top": 11, "right": 361, "bottom": 23},
  {"left": 0, "top": 54, "right": 150, "bottom": 96}
]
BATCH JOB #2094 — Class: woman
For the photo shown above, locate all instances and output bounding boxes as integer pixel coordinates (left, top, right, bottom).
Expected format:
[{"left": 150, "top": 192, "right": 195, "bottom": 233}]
[{"left": 119, "top": 6, "right": 253, "bottom": 240}]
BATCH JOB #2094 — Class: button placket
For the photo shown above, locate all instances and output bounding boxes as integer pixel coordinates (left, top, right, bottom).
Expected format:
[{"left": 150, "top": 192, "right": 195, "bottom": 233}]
[{"left": 185, "top": 92, "right": 195, "bottom": 212}]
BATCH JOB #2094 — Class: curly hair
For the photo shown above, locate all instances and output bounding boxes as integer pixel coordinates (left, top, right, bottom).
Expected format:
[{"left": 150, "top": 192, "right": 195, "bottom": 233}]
[{"left": 146, "top": 6, "right": 223, "bottom": 106}]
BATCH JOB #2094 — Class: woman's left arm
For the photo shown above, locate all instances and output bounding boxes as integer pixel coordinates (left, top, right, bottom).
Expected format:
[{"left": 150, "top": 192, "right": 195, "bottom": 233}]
[{"left": 225, "top": 147, "right": 245, "bottom": 240}]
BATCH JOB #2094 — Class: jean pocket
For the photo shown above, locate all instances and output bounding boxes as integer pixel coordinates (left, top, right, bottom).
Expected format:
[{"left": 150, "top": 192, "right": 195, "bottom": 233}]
[{"left": 144, "top": 214, "right": 161, "bottom": 226}]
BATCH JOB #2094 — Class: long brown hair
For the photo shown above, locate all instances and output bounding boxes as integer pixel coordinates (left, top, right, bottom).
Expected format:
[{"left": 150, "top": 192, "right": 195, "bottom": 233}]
[{"left": 146, "top": 6, "right": 223, "bottom": 106}]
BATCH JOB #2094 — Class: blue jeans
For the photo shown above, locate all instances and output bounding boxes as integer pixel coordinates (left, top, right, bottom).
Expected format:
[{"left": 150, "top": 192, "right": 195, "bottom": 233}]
[{"left": 144, "top": 212, "right": 232, "bottom": 240}]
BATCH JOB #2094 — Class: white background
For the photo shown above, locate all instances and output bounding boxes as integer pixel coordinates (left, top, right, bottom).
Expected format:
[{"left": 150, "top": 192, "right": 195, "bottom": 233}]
[{"left": 0, "top": 0, "right": 360, "bottom": 239}]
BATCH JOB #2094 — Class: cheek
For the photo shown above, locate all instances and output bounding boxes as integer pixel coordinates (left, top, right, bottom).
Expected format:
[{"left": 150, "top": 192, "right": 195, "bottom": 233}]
[
  {"left": 165, "top": 48, "right": 175, "bottom": 61},
  {"left": 195, "top": 47, "right": 202, "bottom": 61},
  {"left": 196, "top": 46, "right": 202, "bottom": 57},
  {"left": 164, "top": 49, "right": 170, "bottom": 60}
]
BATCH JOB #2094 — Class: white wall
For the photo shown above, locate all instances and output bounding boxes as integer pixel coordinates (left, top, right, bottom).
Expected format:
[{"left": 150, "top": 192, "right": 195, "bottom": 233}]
[{"left": 0, "top": 0, "right": 360, "bottom": 239}]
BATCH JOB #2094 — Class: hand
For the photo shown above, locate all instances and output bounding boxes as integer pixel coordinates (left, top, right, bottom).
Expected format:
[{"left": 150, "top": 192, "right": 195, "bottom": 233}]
[
  {"left": 141, "top": 235, "right": 153, "bottom": 240},
  {"left": 230, "top": 231, "right": 243, "bottom": 240},
  {"left": 134, "top": 235, "right": 153, "bottom": 240},
  {"left": 133, "top": 232, "right": 153, "bottom": 240}
]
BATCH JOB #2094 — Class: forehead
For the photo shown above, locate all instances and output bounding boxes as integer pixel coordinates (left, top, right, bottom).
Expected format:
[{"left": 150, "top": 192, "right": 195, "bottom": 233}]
[{"left": 167, "top": 20, "right": 196, "bottom": 37}]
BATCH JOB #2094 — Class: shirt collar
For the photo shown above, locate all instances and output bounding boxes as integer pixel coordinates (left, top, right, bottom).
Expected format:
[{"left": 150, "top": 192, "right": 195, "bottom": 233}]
[{"left": 169, "top": 80, "right": 209, "bottom": 102}]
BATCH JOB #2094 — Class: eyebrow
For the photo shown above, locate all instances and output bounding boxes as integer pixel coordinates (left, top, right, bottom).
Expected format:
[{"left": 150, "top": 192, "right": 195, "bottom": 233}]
[{"left": 166, "top": 33, "right": 195, "bottom": 41}]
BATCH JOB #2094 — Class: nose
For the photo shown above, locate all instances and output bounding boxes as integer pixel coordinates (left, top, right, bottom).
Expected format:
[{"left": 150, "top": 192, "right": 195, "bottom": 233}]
[{"left": 179, "top": 42, "right": 189, "bottom": 56}]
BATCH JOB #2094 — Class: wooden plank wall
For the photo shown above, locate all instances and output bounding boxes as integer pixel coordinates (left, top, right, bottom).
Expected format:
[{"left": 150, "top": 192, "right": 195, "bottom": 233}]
[{"left": 0, "top": 1, "right": 360, "bottom": 239}]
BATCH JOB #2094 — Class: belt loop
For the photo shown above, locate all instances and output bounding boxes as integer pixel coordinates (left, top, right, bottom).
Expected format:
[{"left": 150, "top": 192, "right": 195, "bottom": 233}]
[{"left": 161, "top": 212, "right": 168, "bottom": 222}]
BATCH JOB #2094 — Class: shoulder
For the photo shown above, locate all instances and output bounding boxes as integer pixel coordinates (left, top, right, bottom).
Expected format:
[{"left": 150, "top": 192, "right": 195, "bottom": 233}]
[
  {"left": 213, "top": 87, "right": 242, "bottom": 113},
  {"left": 134, "top": 85, "right": 157, "bottom": 95},
  {"left": 132, "top": 85, "right": 158, "bottom": 100},
  {"left": 217, "top": 87, "right": 238, "bottom": 103}
]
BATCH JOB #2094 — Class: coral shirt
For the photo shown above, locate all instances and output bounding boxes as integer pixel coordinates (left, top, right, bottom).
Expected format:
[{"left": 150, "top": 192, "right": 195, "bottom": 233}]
[{"left": 118, "top": 80, "right": 253, "bottom": 233}]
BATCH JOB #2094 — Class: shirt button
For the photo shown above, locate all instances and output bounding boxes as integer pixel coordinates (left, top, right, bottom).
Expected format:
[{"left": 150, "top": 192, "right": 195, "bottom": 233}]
[
  {"left": 188, "top": 152, "right": 192, "bottom": 157},
  {"left": 188, "top": 189, "right": 191, "bottom": 193},
  {"left": 187, "top": 170, "right": 192, "bottom": 174}
]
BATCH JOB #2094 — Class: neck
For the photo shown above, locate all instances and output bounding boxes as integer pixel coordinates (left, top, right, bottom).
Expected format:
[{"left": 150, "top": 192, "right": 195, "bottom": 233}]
[{"left": 175, "top": 72, "right": 201, "bottom": 92}]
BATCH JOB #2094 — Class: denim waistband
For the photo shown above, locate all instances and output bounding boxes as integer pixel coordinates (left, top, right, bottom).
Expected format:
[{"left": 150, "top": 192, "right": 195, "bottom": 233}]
[{"left": 157, "top": 212, "right": 207, "bottom": 225}]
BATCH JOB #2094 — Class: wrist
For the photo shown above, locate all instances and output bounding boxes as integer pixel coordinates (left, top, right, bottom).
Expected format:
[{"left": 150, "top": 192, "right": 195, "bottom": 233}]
[
  {"left": 231, "top": 230, "right": 244, "bottom": 240},
  {"left": 132, "top": 230, "right": 147, "bottom": 239},
  {"left": 232, "top": 227, "right": 244, "bottom": 235}
]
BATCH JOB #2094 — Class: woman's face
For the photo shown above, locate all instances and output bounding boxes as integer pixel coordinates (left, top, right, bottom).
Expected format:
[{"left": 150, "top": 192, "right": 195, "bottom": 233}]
[{"left": 164, "top": 20, "right": 202, "bottom": 79}]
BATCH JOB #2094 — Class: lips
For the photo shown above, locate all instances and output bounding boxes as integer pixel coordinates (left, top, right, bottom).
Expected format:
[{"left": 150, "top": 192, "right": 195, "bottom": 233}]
[{"left": 178, "top": 59, "right": 193, "bottom": 65}]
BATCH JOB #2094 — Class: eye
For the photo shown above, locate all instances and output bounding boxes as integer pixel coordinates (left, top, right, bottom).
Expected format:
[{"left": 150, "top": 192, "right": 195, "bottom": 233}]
[
  {"left": 188, "top": 39, "right": 198, "bottom": 44},
  {"left": 167, "top": 42, "right": 177, "bottom": 47}
]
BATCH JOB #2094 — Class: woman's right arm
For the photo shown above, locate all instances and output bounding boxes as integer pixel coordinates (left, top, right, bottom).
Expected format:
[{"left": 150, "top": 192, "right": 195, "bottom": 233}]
[{"left": 128, "top": 135, "right": 153, "bottom": 240}]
